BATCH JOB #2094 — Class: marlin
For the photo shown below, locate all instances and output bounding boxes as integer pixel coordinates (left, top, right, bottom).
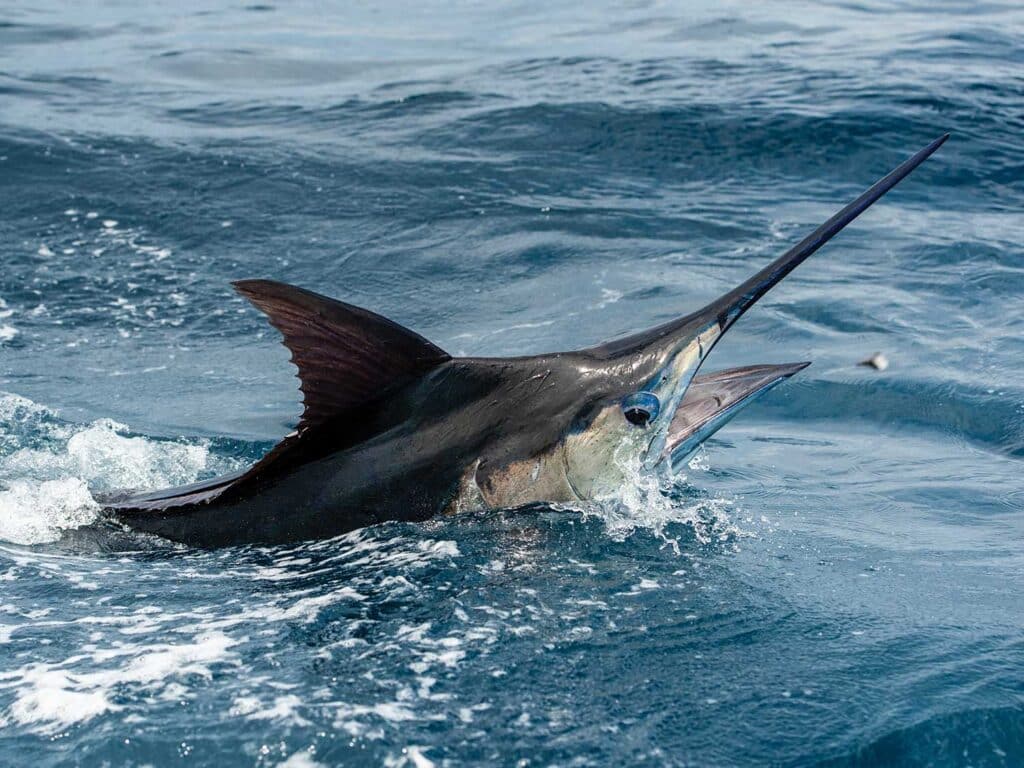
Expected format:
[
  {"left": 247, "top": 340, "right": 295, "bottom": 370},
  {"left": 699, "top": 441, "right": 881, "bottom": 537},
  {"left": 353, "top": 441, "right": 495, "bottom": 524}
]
[{"left": 105, "top": 135, "right": 947, "bottom": 546}]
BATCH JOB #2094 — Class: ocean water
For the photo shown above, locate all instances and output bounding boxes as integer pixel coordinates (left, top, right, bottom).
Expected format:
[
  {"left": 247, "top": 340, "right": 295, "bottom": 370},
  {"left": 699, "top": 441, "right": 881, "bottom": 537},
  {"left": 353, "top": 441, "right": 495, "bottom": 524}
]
[{"left": 1, "top": 0, "right": 1023, "bottom": 765}]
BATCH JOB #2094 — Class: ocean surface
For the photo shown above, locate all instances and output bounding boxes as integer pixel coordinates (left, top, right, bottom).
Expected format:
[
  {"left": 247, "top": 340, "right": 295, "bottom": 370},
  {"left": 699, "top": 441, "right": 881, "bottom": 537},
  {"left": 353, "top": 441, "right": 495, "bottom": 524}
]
[{"left": 1, "top": 1, "right": 1022, "bottom": 765}]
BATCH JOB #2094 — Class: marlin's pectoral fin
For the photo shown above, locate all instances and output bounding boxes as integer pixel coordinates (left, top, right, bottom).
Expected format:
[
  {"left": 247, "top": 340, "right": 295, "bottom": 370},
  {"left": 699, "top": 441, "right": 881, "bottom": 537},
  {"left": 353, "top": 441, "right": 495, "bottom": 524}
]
[
  {"left": 100, "top": 469, "right": 247, "bottom": 512},
  {"left": 234, "top": 279, "right": 450, "bottom": 432}
]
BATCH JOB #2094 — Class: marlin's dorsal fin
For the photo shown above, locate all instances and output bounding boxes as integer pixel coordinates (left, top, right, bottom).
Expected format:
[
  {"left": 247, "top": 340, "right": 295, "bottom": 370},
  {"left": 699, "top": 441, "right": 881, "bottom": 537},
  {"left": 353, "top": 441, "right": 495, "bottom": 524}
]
[{"left": 234, "top": 279, "right": 450, "bottom": 432}]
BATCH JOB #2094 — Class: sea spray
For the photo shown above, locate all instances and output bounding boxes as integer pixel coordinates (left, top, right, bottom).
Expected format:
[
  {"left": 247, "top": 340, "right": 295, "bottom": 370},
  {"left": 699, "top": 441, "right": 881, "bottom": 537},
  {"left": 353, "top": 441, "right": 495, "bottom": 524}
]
[
  {"left": 584, "top": 442, "right": 742, "bottom": 552},
  {"left": 0, "top": 393, "right": 236, "bottom": 544}
]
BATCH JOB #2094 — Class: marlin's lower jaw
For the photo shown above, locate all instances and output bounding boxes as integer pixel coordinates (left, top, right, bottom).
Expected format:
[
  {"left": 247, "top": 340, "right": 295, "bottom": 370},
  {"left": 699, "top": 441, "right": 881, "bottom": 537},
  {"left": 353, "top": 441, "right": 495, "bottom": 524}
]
[{"left": 658, "top": 362, "right": 810, "bottom": 470}]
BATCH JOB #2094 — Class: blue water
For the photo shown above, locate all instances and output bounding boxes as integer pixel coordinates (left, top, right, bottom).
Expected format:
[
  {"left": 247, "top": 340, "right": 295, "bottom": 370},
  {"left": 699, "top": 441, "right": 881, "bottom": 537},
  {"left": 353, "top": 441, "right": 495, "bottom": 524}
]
[{"left": 1, "top": 1, "right": 1023, "bottom": 765}]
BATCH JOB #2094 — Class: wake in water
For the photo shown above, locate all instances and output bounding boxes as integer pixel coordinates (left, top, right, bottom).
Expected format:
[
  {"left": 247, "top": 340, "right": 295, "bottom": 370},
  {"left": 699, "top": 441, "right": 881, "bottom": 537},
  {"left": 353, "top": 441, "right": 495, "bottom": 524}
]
[
  {"left": 0, "top": 526, "right": 464, "bottom": 738},
  {"left": 0, "top": 393, "right": 237, "bottom": 545}
]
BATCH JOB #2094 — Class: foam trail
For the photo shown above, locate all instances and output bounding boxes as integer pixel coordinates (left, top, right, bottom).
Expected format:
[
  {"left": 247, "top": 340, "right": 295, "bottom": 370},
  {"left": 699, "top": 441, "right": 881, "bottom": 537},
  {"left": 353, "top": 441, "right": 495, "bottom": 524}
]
[
  {"left": 0, "top": 393, "right": 231, "bottom": 544},
  {"left": 0, "top": 631, "right": 238, "bottom": 733},
  {"left": 0, "top": 478, "right": 99, "bottom": 545}
]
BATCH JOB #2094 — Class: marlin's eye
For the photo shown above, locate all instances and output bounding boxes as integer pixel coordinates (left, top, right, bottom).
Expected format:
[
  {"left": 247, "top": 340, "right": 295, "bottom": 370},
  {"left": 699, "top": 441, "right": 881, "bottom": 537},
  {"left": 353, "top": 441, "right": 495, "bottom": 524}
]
[{"left": 621, "top": 392, "right": 660, "bottom": 428}]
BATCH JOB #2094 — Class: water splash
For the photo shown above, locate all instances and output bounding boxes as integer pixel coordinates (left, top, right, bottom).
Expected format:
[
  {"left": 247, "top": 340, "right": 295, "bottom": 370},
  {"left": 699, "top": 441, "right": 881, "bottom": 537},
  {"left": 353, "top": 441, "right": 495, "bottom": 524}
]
[
  {"left": 0, "top": 526, "right": 464, "bottom": 738},
  {"left": 585, "top": 444, "right": 742, "bottom": 551},
  {"left": 0, "top": 477, "right": 99, "bottom": 546},
  {"left": 0, "top": 393, "right": 234, "bottom": 544}
]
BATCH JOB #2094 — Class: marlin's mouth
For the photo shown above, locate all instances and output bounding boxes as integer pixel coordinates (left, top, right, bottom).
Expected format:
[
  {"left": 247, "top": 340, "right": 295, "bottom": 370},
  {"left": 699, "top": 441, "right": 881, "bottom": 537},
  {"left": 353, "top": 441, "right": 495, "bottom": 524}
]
[{"left": 662, "top": 362, "right": 810, "bottom": 467}]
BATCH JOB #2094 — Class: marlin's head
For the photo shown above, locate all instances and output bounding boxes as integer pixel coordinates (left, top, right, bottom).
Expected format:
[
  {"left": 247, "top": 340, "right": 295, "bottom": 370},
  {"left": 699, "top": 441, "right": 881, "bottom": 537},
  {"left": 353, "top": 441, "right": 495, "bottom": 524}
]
[
  {"left": 540, "top": 301, "right": 810, "bottom": 501},
  {"left": 554, "top": 352, "right": 809, "bottom": 499}
]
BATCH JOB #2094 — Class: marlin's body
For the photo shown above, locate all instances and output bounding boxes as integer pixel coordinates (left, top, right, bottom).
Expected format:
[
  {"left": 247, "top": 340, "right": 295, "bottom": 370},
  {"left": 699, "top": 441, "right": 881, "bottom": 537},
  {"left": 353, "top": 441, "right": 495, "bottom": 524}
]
[{"left": 106, "top": 136, "right": 948, "bottom": 546}]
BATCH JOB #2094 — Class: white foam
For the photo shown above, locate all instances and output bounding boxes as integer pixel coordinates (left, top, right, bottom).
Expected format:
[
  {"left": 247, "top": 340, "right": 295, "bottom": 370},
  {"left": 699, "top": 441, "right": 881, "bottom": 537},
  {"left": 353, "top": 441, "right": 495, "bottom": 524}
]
[
  {"left": 405, "top": 747, "right": 436, "bottom": 768},
  {"left": 0, "top": 631, "right": 237, "bottom": 733},
  {"left": 231, "top": 694, "right": 310, "bottom": 726},
  {"left": 120, "top": 631, "right": 236, "bottom": 683},
  {"left": 229, "top": 695, "right": 261, "bottom": 716},
  {"left": 0, "top": 299, "right": 16, "bottom": 342},
  {"left": 66, "top": 419, "right": 209, "bottom": 491},
  {"left": 586, "top": 448, "right": 741, "bottom": 550},
  {"left": 2, "top": 417, "right": 210, "bottom": 491},
  {"left": 591, "top": 287, "right": 623, "bottom": 309},
  {"left": 0, "top": 392, "right": 48, "bottom": 423},
  {"left": 5, "top": 668, "right": 115, "bottom": 731},
  {"left": 279, "top": 753, "right": 325, "bottom": 768},
  {"left": 271, "top": 589, "right": 366, "bottom": 622},
  {"left": 333, "top": 700, "right": 421, "bottom": 736},
  {"left": 0, "top": 393, "right": 225, "bottom": 544},
  {"left": 0, "top": 478, "right": 99, "bottom": 545}
]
